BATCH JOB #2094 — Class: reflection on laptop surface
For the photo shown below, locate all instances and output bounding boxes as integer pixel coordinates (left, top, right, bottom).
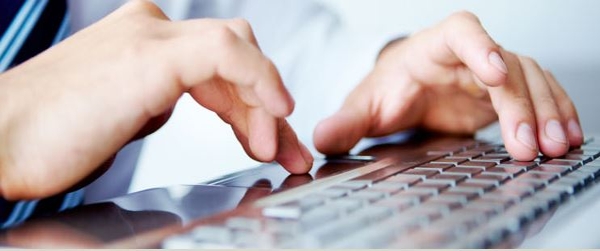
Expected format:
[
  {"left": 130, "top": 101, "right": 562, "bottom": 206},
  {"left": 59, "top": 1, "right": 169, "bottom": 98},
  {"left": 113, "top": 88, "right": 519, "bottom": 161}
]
[{"left": 3, "top": 128, "right": 600, "bottom": 248}]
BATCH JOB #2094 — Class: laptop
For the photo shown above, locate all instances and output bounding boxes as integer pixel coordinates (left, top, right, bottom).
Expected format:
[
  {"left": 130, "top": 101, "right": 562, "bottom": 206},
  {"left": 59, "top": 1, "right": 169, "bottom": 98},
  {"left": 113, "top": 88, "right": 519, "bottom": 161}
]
[{"left": 2, "top": 124, "right": 600, "bottom": 248}]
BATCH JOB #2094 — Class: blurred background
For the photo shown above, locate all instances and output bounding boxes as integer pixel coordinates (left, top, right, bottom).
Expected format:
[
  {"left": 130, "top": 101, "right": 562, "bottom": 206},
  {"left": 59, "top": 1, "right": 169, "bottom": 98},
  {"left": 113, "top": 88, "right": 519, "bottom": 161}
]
[{"left": 114, "top": 0, "right": 599, "bottom": 193}]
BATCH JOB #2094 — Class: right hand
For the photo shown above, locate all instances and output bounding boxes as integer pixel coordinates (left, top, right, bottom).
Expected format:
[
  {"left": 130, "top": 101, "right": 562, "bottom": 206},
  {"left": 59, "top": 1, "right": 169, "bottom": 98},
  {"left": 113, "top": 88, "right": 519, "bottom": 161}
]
[{"left": 0, "top": 0, "right": 312, "bottom": 200}]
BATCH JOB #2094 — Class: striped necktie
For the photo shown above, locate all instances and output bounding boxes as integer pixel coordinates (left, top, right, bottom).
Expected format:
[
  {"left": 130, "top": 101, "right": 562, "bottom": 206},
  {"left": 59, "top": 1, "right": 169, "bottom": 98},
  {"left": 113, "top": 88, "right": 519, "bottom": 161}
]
[{"left": 1, "top": 0, "right": 84, "bottom": 229}]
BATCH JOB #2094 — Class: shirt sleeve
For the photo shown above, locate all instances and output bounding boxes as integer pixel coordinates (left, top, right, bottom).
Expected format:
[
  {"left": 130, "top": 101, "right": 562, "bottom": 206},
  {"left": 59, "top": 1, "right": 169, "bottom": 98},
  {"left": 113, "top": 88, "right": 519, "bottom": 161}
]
[{"left": 1, "top": 190, "right": 83, "bottom": 229}]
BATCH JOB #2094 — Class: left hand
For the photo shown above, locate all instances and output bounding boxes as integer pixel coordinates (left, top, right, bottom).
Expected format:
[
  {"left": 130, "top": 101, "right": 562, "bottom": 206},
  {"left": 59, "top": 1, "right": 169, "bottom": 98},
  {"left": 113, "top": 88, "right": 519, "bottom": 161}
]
[{"left": 314, "top": 11, "right": 583, "bottom": 160}]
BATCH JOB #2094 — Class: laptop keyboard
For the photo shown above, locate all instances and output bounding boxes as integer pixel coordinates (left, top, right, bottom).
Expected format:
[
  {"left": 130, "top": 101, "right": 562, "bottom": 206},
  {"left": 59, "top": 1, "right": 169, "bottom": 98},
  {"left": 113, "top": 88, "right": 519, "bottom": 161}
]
[{"left": 162, "top": 137, "right": 600, "bottom": 248}]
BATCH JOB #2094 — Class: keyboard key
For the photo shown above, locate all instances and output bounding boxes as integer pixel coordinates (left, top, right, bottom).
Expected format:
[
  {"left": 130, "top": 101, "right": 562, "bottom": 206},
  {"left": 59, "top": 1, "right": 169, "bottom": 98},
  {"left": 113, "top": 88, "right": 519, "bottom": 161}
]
[
  {"left": 394, "top": 190, "right": 434, "bottom": 202},
  {"left": 431, "top": 173, "right": 469, "bottom": 183},
  {"left": 472, "top": 155, "right": 510, "bottom": 163},
  {"left": 226, "top": 217, "right": 262, "bottom": 232},
  {"left": 464, "top": 200, "right": 506, "bottom": 215},
  {"left": 328, "top": 220, "right": 399, "bottom": 248},
  {"left": 457, "top": 161, "right": 497, "bottom": 170},
  {"left": 332, "top": 180, "right": 372, "bottom": 191},
  {"left": 415, "top": 163, "right": 455, "bottom": 172},
  {"left": 465, "top": 178, "right": 500, "bottom": 187},
  {"left": 325, "top": 198, "right": 364, "bottom": 214},
  {"left": 578, "top": 164, "right": 600, "bottom": 179},
  {"left": 518, "top": 171, "right": 559, "bottom": 185},
  {"left": 459, "top": 181, "right": 496, "bottom": 192},
  {"left": 473, "top": 173, "right": 510, "bottom": 184},
  {"left": 427, "top": 212, "right": 482, "bottom": 237},
  {"left": 478, "top": 192, "right": 518, "bottom": 209},
  {"left": 458, "top": 203, "right": 504, "bottom": 220},
  {"left": 191, "top": 225, "right": 232, "bottom": 244},
  {"left": 447, "top": 186, "right": 485, "bottom": 196},
  {"left": 546, "top": 179, "right": 580, "bottom": 195},
  {"left": 347, "top": 190, "right": 387, "bottom": 203},
  {"left": 568, "top": 149, "right": 600, "bottom": 158},
  {"left": 483, "top": 153, "right": 511, "bottom": 159},
  {"left": 544, "top": 159, "right": 581, "bottom": 168},
  {"left": 230, "top": 229, "right": 267, "bottom": 247},
  {"left": 370, "top": 181, "right": 408, "bottom": 194},
  {"left": 484, "top": 167, "right": 524, "bottom": 178},
  {"left": 412, "top": 182, "right": 451, "bottom": 192},
  {"left": 427, "top": 150, "right": 454, "bottom": 156},
  {"left": 509, "top": 177, "right": 546, "bottom": 191},
  {"left": 501, "top": 161, "right": 538, "bottom": 169},
  {"left": 440, "top": 189, "right": 480, "bottom": 201},
  {"left": 530, "top": 165, "right": 571, "bottom": 176},
  {"left": 422, "top": 178, "right": 457, "bottom": 187},
  {"left": 299, "top": 207, "right": 340, "bottom": 231},
  {"left": 385, "top": 174, "right": 424, "bottom": 185},
  {"left": 314, "top": 188, "right": 349, "bottom": 199},
  {"left": 566, "top": 169, "right": 594, "bottom": 184},
  {"left": 403, "top": 205, "right": 448, "bottom": 221},
  {"left": 444, "top": 167, "right": 483, "bottom": 177},
  {"left": 264, "top": 218, "right": 301, "bottom": 235},
  {"left": 402, "top": 169, "right": 440, "bottom": 177},
  {"left": 432, "top": 157, "right": 469, "bottom": 166},
  {"left": 500, "top": 199, "right": 541, "bottom": 233},
  {"left": 532, "top": 189, "right": 564, "bottom": 207},
  {"left": 262, "top": 196, "right": 326, "bottom": 219},
  {"left": 496, "top": 184, "right": 534, "bottom": 199},
  {"left": 450, "top": 151, "right": 483, "bottom": 159},
  {"left": 298, "top": 220, "right": 365, "bottom": 247},
  {"left": 425, "top": 195, "right": 467, "bottom": 211},
  {"left": 562, "top": 154, "right": 593, "bottom": 164},
  {"left": 374, "top": 196, "right": 419, "bottom": 211}
]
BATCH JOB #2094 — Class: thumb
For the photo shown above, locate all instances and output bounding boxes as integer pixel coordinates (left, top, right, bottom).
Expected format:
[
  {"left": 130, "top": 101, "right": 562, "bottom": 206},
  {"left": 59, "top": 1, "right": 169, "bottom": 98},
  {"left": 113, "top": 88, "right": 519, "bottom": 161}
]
[
  {"left": 313, "top": 71, "right": 424, "bottom": 155},
  {"left": 313, "top": 106, "right": 371, "bottom": 155},
  {"left": 313, "top": 74, "right": 374, "bottom": 155}
]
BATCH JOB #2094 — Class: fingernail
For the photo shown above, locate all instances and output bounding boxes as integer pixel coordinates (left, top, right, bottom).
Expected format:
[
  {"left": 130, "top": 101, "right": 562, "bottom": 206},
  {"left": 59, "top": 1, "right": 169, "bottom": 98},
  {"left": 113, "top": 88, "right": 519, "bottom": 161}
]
[
  {"left": 489, "top": 51, "right": 508, "bottom": 74},
  {"left": 568, "top": 119, "right": 584, "bottom": 141},
  {"left": 298, "top": 142, "right": 314, "bottom": 169},
  {"left": 516, "top": 123, "right": 537, "bottom": 151},
  {"left": 545, "top": 119, "right": 567, "bottom": 144}
]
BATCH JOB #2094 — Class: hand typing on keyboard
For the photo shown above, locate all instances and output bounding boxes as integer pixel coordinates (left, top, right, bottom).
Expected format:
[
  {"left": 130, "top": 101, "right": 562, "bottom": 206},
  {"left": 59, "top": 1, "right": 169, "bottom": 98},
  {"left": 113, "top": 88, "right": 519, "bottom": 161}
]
[
  {"left": 314, "top": 11, "right": 583, "bottom": 162},
  {"left": 0, "top": 1, "right": 313, "bottom": 200}
]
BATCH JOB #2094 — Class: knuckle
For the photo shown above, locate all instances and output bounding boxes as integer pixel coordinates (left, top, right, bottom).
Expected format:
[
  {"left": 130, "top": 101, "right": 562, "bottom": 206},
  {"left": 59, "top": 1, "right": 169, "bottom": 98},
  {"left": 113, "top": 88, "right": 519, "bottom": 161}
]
[
  {"left": 508, "top": 96, "right": 535, "bottom": 117},
  {"left": 212, "top": 27, "right": 239, "bottom": 47},
  {"left": 538, "top": 95, "right": 558, "bottom": 109},
  {"left": 558, "top": 97, "right": 577, "bottom": 114},
  {"left": 518, "top": 55, "right": 540, "bottom": 68},
  {"left": 263, "top": 59, "right": 279, "bottom": 75},
  {"left": 448, "top": 10, "right": 480, "bottom": 24},
  {"left": 543, "top": 69, "right": 558, "bottom": 82},
  {"left": 229, "top": 18, "right": 253, "bottom": 32},
  {"left": 123, "top": 0, "right": 164, "bottom": 16}
]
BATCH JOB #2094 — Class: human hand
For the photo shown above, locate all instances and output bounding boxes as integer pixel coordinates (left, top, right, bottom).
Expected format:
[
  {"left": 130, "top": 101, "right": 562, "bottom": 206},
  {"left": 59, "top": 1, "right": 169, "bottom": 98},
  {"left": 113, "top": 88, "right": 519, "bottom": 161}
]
[
  {"left": 314, "top": 11, "right": 583, "bottom": 160},
  {"left": 0, "top": 0, "right": 312, "bottom": 200}
]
